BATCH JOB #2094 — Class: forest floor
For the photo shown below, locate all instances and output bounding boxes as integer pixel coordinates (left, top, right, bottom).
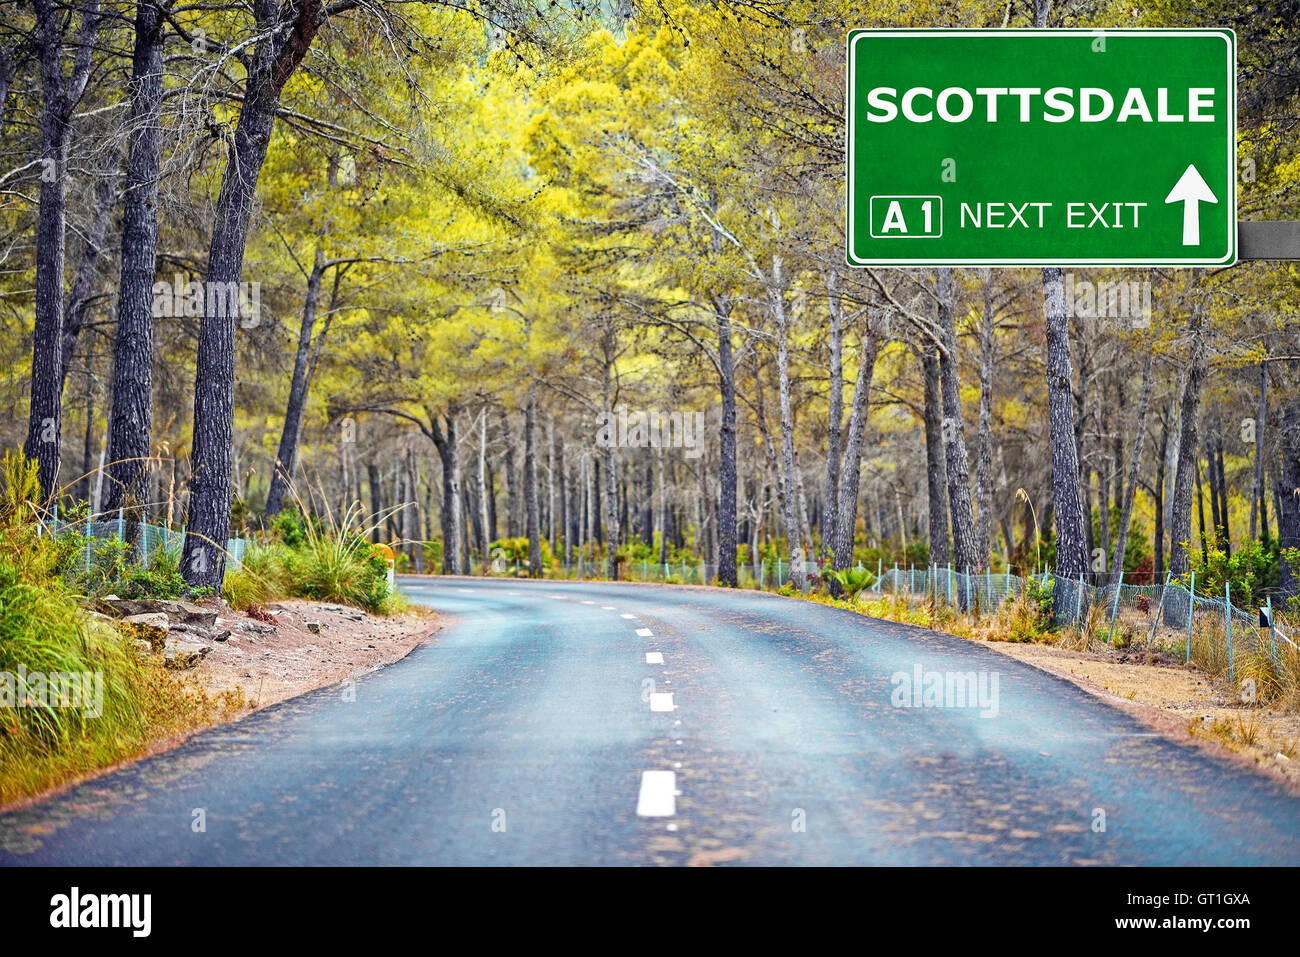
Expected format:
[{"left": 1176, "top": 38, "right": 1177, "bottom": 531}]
[{"left": 982, "top": 640, "right": 1300, "bottom": 792}]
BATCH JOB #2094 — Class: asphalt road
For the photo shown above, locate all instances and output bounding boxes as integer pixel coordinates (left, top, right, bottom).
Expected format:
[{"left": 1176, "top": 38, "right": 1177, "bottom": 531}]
[{"left": 3, "top": 576, "right": 1299, "bottom": 865}]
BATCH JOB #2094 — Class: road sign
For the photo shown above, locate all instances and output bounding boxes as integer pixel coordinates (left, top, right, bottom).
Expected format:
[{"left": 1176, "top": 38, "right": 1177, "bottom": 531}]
[{"left": 846, "top": 29, "right": 1236, "bottom": 267}]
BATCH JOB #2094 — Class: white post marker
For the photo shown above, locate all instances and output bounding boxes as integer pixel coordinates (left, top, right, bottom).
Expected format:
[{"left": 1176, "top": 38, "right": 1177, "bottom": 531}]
[{"left": 636, "top": 770, "right": 677, "bottom": 817}]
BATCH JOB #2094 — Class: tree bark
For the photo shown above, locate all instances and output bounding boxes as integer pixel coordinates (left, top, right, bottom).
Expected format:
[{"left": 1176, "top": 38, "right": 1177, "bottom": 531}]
[
  {"left": 715, "top": 294, "right": 738, "bottom": 586},
  {"left": 104, "top": 0, "right": 165, "bottom": 515},
  {"left": 1042, "top": 266, "right": 1089, "bottom": 586},
  {"left": 265, "top": 247, "right": 326, "bottom": 515},
  {"left": 975, "top": 271, "right": 996, "bottom": 568},
  {"left": 1167, "top": 285, "right": 1206, "bottom": 581},
  {"left": 822, "top": 271, "right": 843, "bottom": 561},
  {"left": 525, "top": 393, "right": 541, "bottom": 576},
  {"left": 770, "top": 255, "right": 805, "bottom": 589},
  {"left": 937, "top": 268, "right": 979, "bottom": 584},
  {"left": 1278, "top": 382, "right": 1300, "bottom": 597},
  {"left": 1251, "top": 360, "right": 1267, "bottom": 541},
  {"left": 921, "top": 347, "right": 951, "bottom": 567},
  {"left": 25, "top": 0, "right": 101, "bottom": 501},
  {"left": 404, "top": 445, "right": 424, "bottom": 573},
  {"left": 832, "top": 322, "right": 881, "bottom": 570},
  {"left": 430, "top": 411, "right": 462, "bottom": 575},
  {"left": 183, "top": 0, "right": 323, "bottom": 587},
  {"left": 1109, "top": 351, "right": 1154, "bottom": 584}
]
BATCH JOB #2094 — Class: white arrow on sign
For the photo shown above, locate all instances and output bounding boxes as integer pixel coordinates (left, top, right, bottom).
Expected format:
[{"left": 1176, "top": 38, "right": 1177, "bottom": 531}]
[{"left": 1164, "top": 164, "right": 1218, "bottom": 246}]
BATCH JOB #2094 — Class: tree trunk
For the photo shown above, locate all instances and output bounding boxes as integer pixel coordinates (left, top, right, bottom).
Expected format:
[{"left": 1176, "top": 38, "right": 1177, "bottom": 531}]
[
  {"left": 832, "top": 323, "right": 882, "bottom": 570},
  {"left": 405, "top": 446, "right": 424, "bottom": 573},
  {"left": 1251, "top": 360, "right": 1266, "bottom": 541},
  {"left": 62, "top": 150, "right": 119, "bottom": 397},
  {"left": 182, "top": 0, "right": 323, "bottom": 587},
  {"left": 922, "top": 348, "right": 951, "bottom": 567},
  {"left": 367, "top": 460, "right": 383, "bottom": 543},
  {"left": 770, "top": 256, "right": 805, "bottom": 589},
  {"left": 1278, "top": 383, "right": 1300, "bottom": 597},
  {"left": 937, "top": 268, "right": 979, "bottom": 585},
  {"left": 1167, "top": 284, "right": 1206, "bottom": 581},
  {"left": 430, "top": 412, "right": 462, "bottom": 575},
  {"left": 525, "top": 393, "right": 542, "bottom": 577},
  {"left": 1153, "top": 408, "right": 1169, "bottom": 580},
  {"left": 103, "top": 0, "right": 164, "bottom": 516},
  {"left": 975, "top": 271, "right": 996, "bottom": 568},
  {"left": 715, "top": 295, "right": 738, "bottom": 586},
  {"left": 478, "top": 409, "right": 491, "bottom": 563},
  {"left": 1110, "top": 352, "right": 1154, "bottom": 584},
  {"left": 265, "top": 248, "right": 326, "bottom": 515},
  {"left": 1042, "top": 266, "right": 1089, "bottom": 586},
  {"left": 25, "top": 0, "right": 101, "bottom": 501},
  {"left": 822, "top": 271, "right": 843, "bottom": 561}
]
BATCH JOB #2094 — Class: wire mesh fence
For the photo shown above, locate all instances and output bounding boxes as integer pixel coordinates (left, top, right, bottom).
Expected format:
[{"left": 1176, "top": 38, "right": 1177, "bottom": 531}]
[
  {"left": 468, "top": 552, "right": 1298, "bottom": 683},
  {"left": 40, "top": 510, "right": 252, "bottom": 573}
]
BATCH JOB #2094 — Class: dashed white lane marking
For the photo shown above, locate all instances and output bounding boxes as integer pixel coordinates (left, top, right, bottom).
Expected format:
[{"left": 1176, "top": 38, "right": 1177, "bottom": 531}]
[
  {"left": 602, "top": 605, "right": 616, "bottom": 610},
  {"left": 635, "top": 627, "right": 653, "bottom": 637},
  {"left": 645, "top": 652, "right": 664, "bottom": 664},
  {"left": 580, "top": 600, "right": 596, "bottom": 605},
  {"left": 456, "top": 588, "right": 473, "bottom": 594},
  {"left": 649, "top": 692, "right": 675, "bottom": 712},
  {"left": 637, "top": 771, "right": 676, "bottom": 817},
  {"left": 620, "top": 613, "right": 638, "bottom": 619}
]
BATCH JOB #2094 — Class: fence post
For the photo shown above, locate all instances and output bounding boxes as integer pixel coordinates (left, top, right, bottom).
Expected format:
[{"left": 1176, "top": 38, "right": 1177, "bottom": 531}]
[
  {"left": 893, "top": 561, "right": 899, "bottom": 596},
  {"left": 1147, "top": 571, "right": 1172, "bottom": 646},
  {"left": 876, "top": 557, "right": 883, "bottom": 592},
  {"left": 1075, "top": 573, "right": 1084, "bottom": 627},
  {"left": 85, "top": 512, "right": 92, "bottom": 577},
  {"left": 1267, "top": 595, "right": 1278, "bottom": 664},
  {"left": 117, "top": 506, "right": 125, "bottom": 542},
  {"left": 1225, "top": 581, "right": 1234, "bottom": 684},
  {"left": 1106, "top": 571, "right": 1123, "bottom": 645},
  {"left": 947, "top": 564, "right": 954, "bottom": 606},
  {"left": 1186, "top": 571, "right": 1195, "bottom": 664}
]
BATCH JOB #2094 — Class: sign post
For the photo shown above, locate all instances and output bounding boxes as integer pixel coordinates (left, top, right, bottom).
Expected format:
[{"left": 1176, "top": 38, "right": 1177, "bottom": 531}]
[{"left": 846, "top": 29, "right": 1236, "bottom": 267}]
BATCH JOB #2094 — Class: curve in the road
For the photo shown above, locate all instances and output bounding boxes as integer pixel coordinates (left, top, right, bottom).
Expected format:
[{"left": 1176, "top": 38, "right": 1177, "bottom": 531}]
[{"left": 2, "top": 577, "right": 1298, "bottom": 865}]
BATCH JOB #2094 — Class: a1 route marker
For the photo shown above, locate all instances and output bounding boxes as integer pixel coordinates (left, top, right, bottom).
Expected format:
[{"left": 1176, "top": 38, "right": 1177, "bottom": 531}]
[{"left": 846, "top": 29, "right": 1236, "bottom": 267}]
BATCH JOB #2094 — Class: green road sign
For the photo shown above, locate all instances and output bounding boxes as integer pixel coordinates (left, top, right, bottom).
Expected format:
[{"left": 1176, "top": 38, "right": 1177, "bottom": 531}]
[{"left": 846, "top": 29, "right": 1236, "bottom": 267}]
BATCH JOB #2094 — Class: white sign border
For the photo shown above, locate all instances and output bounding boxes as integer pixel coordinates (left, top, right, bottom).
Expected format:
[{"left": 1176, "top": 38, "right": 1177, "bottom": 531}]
[{"left": 844, "top": 28, "right": 1238, "bottom": 268}]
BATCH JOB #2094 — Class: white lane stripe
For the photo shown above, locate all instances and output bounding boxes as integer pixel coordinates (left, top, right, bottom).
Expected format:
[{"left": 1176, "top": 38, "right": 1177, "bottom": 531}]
[
  {"left": 636, "top": 771, "right": 676, "bottom": 817},
  {"left": 620, "top": 613, "right": 638, "bottom": 619},
  {"left": 635, "top": 627, "right": 653, "bottom": 637},
  {"left": 602, "top": 606, "right": 616, "bottom": 610},
  {"left": 649, "top": 692, "right": 675, "bottom": 712},
  {"left": 646, "top": 652, "right": 664, "bottom": 664},
  {"left": 580, "top": 600, "right": 596, "bottom": 605}
]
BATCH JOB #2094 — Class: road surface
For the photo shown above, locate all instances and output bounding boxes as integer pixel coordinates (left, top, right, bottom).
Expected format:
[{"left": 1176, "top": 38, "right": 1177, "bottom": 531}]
[{"left": 3, "top": 577, "right": 1299, "bottom": 865}]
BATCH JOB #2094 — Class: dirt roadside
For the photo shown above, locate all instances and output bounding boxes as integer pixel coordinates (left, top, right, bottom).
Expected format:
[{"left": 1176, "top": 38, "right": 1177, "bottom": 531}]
[
  {"left": 198, "top": 599, "right": 440, "bottom": 708},
  {"left": 0, "top": 601, "right": 440, "bottom": 814},
  {"left": 980, "top": 639, "right": 1300, "bottom": 793}
]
